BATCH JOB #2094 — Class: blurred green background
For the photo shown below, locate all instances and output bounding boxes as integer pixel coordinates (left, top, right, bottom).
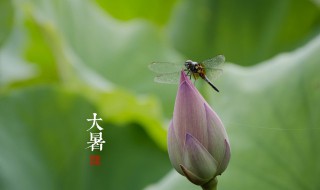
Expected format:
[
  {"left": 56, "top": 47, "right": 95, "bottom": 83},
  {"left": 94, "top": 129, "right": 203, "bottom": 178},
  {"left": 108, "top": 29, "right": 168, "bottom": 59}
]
[{"left": 0, "top": 0, "right": 320, "bottom": 189}]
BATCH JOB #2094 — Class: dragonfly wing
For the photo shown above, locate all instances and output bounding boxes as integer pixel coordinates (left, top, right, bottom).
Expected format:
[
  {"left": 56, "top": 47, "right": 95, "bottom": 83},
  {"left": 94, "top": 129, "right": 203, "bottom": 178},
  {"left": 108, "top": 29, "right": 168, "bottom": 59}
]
[
  {"left": 149, "top": 62, "right": 183, "bottom": 74},
  {"left": 205, "top": 68, "right": 223, "bottom": 82},
  {"left": 154, "top": 72, "right": 180, "bottom": 84},
  {"left": 202, "top": 55, "right": 225, "bottom": 69}
]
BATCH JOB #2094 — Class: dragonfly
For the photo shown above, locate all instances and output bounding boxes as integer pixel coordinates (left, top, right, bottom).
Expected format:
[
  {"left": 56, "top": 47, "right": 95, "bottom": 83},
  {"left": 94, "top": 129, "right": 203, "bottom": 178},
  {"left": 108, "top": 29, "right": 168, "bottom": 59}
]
[{"left": 149, "top": 55, "right": 225, "bottom": 92}]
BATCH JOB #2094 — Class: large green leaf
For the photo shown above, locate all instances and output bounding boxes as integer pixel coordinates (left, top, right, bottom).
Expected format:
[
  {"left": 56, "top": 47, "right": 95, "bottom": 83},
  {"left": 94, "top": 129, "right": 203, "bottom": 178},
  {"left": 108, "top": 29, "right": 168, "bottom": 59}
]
[
  {"left": 0, "top": 86, "right": 171, "bottom": 190},
  {"left": 168, "top": 0, "right": 320, "bottom": 66},
  {"left": 146, "top": 34, "right": 320, "bottom": 189}
]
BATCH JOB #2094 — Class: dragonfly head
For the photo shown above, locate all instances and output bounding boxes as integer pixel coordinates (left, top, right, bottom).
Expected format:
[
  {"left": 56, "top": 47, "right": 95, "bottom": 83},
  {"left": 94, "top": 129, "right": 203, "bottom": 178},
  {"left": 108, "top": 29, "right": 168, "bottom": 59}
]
[{"left": 184, "top": 60, "right": 193, "bottom": 68}]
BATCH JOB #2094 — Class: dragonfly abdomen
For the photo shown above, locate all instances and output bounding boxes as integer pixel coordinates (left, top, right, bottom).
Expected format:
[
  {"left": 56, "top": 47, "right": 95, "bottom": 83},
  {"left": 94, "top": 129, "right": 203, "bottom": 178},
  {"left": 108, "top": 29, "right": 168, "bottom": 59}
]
[{"left": 202, "top": 75, "right": 220, "bottom": 92}]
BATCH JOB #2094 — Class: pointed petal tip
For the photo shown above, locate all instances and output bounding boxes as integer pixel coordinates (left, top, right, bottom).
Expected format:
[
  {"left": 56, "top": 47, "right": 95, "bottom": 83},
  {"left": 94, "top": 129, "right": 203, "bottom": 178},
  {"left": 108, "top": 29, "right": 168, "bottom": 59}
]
[
  {"left": 177, "top": 70, "right": 200, "bottom": 98},
  {"left": 180, "top": 70, "right": 187, "bottom": 83},
  {"left": 177, "top": 71, "right": 190, "bottom": 92},
  {"left": 180, "top": 70, "right": 194, "bottom": 86}
]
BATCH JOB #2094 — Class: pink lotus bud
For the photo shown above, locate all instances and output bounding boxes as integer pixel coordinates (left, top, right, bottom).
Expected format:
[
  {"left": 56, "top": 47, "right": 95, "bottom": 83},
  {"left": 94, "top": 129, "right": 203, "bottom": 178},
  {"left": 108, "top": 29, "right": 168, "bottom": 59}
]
[{"left": 167, "top": 71, "right": 230, "bottom": 188}]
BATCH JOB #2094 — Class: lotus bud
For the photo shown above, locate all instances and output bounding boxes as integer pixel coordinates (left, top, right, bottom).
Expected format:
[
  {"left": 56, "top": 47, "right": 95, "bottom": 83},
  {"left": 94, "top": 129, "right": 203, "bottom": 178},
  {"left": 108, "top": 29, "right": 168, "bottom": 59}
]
[{"left": 167, "top": 71, "right": 230, "bottom": 189}]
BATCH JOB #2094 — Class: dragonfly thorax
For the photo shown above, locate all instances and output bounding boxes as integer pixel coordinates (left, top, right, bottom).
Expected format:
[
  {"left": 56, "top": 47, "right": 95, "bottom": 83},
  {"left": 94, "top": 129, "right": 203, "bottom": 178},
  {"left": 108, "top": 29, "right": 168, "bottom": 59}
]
[{"left": 184, "top": 60, "right": 202, "bottom": 75}]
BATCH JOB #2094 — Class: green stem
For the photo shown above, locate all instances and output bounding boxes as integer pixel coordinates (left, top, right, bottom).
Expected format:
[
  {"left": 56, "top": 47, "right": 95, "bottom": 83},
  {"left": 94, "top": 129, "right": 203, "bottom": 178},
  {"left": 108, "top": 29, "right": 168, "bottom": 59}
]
[{"left": 201, "top": 178, "right": 218, "bottom": 190}]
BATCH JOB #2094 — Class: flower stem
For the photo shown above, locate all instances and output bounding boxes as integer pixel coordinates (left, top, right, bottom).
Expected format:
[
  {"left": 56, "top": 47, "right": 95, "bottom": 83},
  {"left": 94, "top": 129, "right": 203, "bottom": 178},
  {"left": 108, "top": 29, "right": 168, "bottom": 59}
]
[{"left": 201, "top": 178, "right": 218, "bottom": 190}]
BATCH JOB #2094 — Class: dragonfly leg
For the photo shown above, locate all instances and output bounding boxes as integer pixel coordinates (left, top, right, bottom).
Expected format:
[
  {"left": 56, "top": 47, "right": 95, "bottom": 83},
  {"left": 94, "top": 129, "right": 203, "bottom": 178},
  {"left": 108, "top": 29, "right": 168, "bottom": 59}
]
[
  {"left": 184, "top": 68, "right": 189, "bottom": 76},
  {"left": 186, "top": 71, "right": 191, "bottom": 80}
]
